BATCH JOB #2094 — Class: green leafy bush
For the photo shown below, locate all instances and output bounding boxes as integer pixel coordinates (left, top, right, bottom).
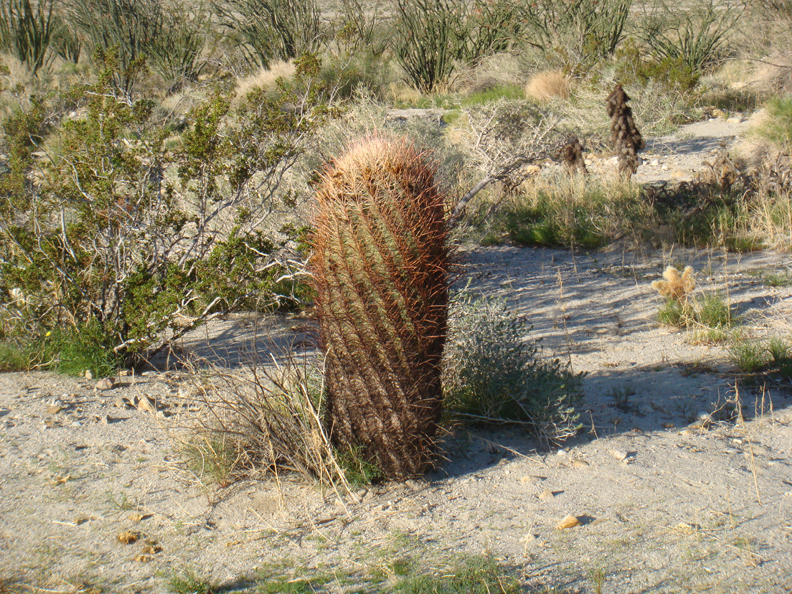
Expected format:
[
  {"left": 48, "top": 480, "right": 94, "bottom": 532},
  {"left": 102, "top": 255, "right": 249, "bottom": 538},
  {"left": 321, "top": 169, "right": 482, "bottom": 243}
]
[
  {"left": 443, "top": 291, "right": 583, "bottom": 447},
  {"left": 0, "top": 59, "right": 332, "bottom": 368}
]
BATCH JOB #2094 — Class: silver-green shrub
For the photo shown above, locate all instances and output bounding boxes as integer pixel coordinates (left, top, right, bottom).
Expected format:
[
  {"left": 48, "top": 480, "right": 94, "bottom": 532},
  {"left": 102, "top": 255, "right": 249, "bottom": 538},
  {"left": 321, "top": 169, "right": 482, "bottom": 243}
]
[{"left": 443, "top": 290, "right": 583, "bottom": 447}]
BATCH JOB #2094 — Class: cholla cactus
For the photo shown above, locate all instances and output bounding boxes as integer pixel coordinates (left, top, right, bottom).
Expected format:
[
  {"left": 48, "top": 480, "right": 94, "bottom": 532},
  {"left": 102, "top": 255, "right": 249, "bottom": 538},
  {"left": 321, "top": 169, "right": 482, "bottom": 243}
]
[
  {"left": 651, "top": 265, "right": 696, "bottom": 302},
  {"left": 606, "top": 84, "right": 644, "bottom": 177},
  {"left": 310, "top": 137, "right": 449, "bottom": 480}
]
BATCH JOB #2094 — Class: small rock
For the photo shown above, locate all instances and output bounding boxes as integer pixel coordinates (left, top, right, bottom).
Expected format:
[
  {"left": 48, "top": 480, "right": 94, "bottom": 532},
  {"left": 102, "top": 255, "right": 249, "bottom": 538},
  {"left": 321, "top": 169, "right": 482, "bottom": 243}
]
[
  {"left": 119, "top": 369, "right": 132, "bottom": 377},
  {"left": 662, "top": 422, "right": 675, "bottom": 429},
  {"left": 538, "top": 489, "right": 555, "bottom": 501},
  {"left": 128, "top": 512, "right": 145, "bottom": 523},
  {"left": 134, "top": 553, "right": 153, "bottom": 563},
  {"left": 650, "top": 159, "right": 660, "bottom": 167},
  {"left": 136, "top": 395, "right": 156, "bottom": 414},
  {"left": 84, "top": 369, "right": 93, "bottom": 380},
  {"left": 571, "top": 460, "right": 590, "bottom": 468},
  {"left": 727, "top": 116, "right": 744, "bottom": 124},
  {"left": 74, "top": 516, "right": 89, "bottom": 525},
  {"left": 712, "top": 108, "right": 726, "bottom": 119},
  {"left": 679, "top": 429, "right": 694, "bottom": 436},
  {"left": 47, "top": 405, "right": 63, "bottom": 415},
  {"left": 557, "top": 449, "right": 567, "bottom": 456},
  {"left": 610, "top": 449, "right": 628, "bottom": 461},
  {"left": 95, "top": 378, "right": 116, "bottom": 391},
  {"left": 556, "top": 515, "right": 581, "bottom": 530}
]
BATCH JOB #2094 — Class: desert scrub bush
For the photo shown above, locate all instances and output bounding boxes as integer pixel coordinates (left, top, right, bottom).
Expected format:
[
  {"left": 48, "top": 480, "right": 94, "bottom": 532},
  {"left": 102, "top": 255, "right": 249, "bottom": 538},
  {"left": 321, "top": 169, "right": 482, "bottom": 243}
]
[
  {"left": 519, "top": 0, "right": 632, "bottom": 73},
  {"left": 0, "top": 0, "right": 57, "bottom": 75},
  {"left": 311, "top": 137, "right": 449, "bottom": 480},
  {"left": 641, "top": 0, "right": 744, "bottom": 75},
  {"left": 213, "top": 0, "right": 321, "bottom": 69},
  {"left": 482, "top": 175, "right": 648, "bottom": 248},
  {"left": 443, "top": 291, "right": 583, "bottom": 447},
  {"left": 0, "top": 58, "right": 334, "bottom": 368},
  {"left": 68, "top": 0, "right": 208, "bottom": 92},
  {"left": 393, "top": 0, "right": 526, "bottom": 93}
]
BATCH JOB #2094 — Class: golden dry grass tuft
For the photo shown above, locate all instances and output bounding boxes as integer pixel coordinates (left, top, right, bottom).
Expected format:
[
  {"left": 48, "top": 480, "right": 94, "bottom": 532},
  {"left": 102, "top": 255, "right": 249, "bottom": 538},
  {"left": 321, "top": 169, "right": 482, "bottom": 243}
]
[
  {"left": 234, "top": 60, "right": 296, "bottom": 100},
  {"left": 524, "top": 70, "right": 571, "bottom": 102}
]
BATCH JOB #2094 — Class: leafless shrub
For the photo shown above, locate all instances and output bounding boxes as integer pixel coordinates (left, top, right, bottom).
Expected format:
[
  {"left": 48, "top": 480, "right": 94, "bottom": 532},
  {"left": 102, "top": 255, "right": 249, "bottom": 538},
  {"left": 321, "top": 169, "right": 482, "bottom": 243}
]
[{"left": 449, "top": 99, "right": 565, "bottom": 222}]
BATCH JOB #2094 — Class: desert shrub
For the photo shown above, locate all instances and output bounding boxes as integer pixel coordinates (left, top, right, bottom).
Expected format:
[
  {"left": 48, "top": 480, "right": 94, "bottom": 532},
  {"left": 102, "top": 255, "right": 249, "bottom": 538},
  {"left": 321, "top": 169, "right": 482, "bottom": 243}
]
[
  {"left": 443, "top": 291, "right": 583, "bottom": 447},
  {"left": 212, "top": 0, "right": 321, "bottom": 69},
  {"left": 68, "top": 0, "right": 207, "bottom": 92},
  {"left": 0, "top": 0, "right": 57, "bottom": 75},
  {"left": 641, "top": 0, "right": 744, "bottom": 74},
  {"left": 0, "top": 59, "right": 332, "bottom": 367},
  {"left": 393, "top": 0, "right": 525, "bottom": 93},
  {"left": 616, "top": 40, "right": 701, "bottom": 92},
  {"left": 334, "top": 0, "right": 390, "bottom": 57},
  {"left": 519, "top": 0, "right": 632, "bottom": 72}
]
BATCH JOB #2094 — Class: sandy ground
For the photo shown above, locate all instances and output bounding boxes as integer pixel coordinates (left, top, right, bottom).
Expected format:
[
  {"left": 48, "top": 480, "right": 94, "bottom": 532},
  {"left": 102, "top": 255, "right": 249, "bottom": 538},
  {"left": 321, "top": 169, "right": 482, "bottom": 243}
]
[{"left": 1, "top": 116, "right": 792, "bottom": 593}]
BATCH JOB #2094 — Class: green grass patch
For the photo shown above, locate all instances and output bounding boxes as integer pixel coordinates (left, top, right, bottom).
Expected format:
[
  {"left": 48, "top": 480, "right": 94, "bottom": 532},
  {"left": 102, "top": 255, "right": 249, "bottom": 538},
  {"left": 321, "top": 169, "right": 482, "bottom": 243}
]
[
  {"left": 393, "top": 555, "right": 521, "bottom": 594},
  {"left": 166, "top": 569, "right": 218, "bottom": 594},
  {"left": 756, "top": 95, "right": 792, "bottom": 146}
]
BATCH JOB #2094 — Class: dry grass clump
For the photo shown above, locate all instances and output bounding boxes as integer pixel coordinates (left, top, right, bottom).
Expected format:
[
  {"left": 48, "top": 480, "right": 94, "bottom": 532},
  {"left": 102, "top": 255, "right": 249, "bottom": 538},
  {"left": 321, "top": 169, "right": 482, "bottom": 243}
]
[
  {"left": 180, "top": 353, "right": 354, "bottom": 491},
  {"left": 652, "top": 266, "right": 696, "bottom": 302},
  {"left": 234, "top": 60, "right": 296, "bottom": 99},
  {"left": 525, "top": 70, "right": 570, "bottom": 102}
]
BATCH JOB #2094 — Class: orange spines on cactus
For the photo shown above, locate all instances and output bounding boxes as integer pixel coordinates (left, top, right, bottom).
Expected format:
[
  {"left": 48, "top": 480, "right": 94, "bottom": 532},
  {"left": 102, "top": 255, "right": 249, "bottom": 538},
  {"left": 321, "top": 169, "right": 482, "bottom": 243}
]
[{"left": 310, "top": 137, "right": 449, "bottom": 480}]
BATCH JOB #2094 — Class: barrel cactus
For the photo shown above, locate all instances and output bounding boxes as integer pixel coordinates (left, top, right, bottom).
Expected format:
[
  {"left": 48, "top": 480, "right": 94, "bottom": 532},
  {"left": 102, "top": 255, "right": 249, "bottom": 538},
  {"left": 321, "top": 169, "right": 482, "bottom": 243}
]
[{"left": 310, "top": 137, "right": 449, "bottom": 480}]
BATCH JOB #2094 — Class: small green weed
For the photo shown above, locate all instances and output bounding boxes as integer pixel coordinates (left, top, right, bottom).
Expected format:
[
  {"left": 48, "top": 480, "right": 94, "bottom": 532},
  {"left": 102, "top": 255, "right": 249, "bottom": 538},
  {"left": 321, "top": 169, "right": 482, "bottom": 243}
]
[
  {"left": 393, "top": 555, "right": 521, "bottom": 593},
  {"left": 335, "top": 445, "right": 384, "bottom": 486},
  {"left": 757, "top": 95, "right": 792, "bottom": 147},
  {"left": 764, "top": 270, "right": 792, "bottom": 287},
  {"left": 609, "top": 386, "right": 636, "bottom": 412},
  {"left": 181, "top": 434, "right": 240, "bottom": 487},
  {"left": 0, "top": 342, "right": 31, "bottom": 372},
  {"left": 730, "top": 335, "right": 792, "bottom": 377},
  {"left": 166, "top": 569, "right": 218, "bottom": 594}
]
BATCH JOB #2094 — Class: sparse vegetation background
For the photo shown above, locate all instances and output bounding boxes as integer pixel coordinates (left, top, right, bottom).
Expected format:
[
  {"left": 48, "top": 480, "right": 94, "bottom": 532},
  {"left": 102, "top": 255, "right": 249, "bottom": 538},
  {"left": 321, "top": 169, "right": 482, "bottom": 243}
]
[{"left": 1, "top": 1, "right": 792, "bottom": 589}]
